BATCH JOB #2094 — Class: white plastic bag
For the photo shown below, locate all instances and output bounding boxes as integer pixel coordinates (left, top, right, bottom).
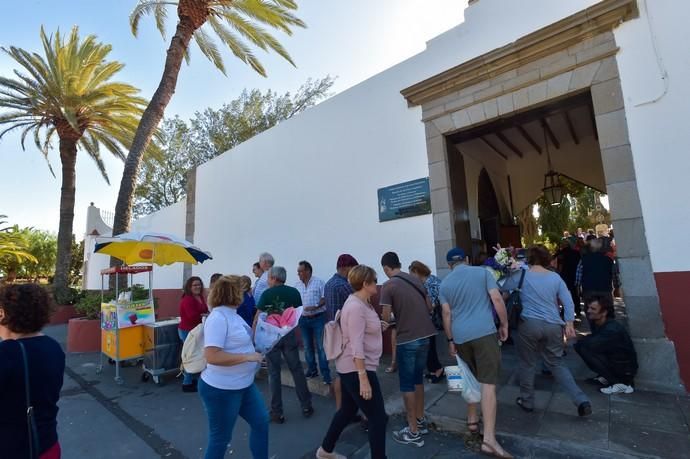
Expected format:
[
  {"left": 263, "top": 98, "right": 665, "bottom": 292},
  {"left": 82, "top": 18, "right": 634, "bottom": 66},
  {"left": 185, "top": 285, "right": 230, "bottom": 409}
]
[
  {"left": 254, "top": 306, "right": 304, "bottom": 354},
  {"left": 456, "top": 355, "right": 482, "bottom": 404}
]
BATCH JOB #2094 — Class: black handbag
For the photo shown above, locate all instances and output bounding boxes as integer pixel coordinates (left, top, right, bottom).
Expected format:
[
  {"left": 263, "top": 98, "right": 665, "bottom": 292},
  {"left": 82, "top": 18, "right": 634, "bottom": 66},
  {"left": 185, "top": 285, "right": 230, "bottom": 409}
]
[
  {"left": 18, "top": 341, "right": 41, "bottom": 459},
  {"left": 506, "top": 270, "right": 526, "bottom": 330}
]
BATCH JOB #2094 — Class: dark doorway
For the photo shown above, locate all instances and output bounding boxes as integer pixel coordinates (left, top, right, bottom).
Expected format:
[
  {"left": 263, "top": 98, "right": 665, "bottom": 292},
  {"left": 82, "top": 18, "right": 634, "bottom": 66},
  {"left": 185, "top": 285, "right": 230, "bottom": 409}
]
[{"left": 478, "top": 168, "right": 500, "bottom": 254}]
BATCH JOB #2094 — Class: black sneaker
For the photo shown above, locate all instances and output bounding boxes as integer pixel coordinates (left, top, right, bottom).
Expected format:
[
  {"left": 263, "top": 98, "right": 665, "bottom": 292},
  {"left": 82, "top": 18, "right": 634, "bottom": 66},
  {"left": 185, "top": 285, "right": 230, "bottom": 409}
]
[
  {"left": 182, "top": 384, "right": 197, "bottom": 393},
  {"left": 578, "top": 402, "right": 592, "bottom": 417},
  {"left": 305, "top": 370, "right": 318, "bottom": 379},
  {"left": 302, "top": 407, "right": 315, "bottom": 418},
  {"left": 392, "top": 427, "right": 424, "bottom": 447}
]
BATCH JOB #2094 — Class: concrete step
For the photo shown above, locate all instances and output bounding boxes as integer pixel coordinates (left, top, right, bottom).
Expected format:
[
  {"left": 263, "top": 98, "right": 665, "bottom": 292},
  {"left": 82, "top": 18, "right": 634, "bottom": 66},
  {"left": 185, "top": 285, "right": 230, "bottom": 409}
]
[{"left": 255, "top": 350, "right": 334, "bottom": 398}]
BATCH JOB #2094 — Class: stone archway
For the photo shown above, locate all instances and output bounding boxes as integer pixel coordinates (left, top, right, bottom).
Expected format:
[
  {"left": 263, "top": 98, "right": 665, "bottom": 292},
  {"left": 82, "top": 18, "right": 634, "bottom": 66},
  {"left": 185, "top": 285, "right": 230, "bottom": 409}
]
[{"left": 402, "top": 0, "right": 684, "bottom": 393}]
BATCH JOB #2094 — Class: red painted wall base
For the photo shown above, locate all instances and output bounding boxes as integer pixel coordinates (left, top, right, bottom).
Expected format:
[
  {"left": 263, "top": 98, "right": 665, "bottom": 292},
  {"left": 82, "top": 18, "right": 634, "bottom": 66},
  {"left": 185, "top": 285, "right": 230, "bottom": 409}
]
[{"left": 655, "top": 271, "right": 690, "bottom": 387}]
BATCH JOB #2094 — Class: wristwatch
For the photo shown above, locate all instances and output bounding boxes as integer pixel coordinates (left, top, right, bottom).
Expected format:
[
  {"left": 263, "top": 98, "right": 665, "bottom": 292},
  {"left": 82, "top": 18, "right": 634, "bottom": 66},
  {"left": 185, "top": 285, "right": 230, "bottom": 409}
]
[{"left": 446, "top": 336, "right": 453, "bottom": 343}]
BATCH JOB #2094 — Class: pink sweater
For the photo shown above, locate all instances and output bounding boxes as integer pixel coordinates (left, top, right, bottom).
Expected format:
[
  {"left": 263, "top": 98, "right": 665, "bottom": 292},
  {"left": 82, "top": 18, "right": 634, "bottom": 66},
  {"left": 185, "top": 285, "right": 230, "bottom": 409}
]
[{"left": 336, "top": 294, "right": 383, "bottom": 374}]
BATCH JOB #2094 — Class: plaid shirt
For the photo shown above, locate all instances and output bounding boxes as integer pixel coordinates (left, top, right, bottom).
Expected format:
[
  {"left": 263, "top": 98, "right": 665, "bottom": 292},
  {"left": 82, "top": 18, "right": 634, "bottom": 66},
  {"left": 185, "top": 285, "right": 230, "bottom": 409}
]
[
  {"left": 324, "top": 273, "right": 353, "bottom": 321},
  {"left": 294, "top": 276, "right": 326, "bottom": 316}
]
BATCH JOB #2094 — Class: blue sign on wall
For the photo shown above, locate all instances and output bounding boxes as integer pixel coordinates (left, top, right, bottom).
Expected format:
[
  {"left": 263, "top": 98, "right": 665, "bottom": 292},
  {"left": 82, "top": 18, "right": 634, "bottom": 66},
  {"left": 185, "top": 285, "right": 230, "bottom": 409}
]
[{"left": 378, "top": 177, "right": 432, "bottom": 222}]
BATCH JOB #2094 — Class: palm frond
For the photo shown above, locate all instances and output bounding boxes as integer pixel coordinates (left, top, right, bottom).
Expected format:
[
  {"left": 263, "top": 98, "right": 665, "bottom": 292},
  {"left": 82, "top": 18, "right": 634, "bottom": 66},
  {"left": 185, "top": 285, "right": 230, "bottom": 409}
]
[
  {"left": 193, "top": 27, "right": 226, "bottom": 75},
  {"left": 131, "top": 0, "right": 305, "bottom": 77}
]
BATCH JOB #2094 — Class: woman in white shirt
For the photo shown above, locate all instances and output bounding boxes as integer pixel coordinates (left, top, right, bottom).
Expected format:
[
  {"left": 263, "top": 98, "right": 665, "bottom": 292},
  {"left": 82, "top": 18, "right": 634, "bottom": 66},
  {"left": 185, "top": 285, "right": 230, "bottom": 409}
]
[{"left": 199, "top": 275, "right": 267, "bottom": 459}]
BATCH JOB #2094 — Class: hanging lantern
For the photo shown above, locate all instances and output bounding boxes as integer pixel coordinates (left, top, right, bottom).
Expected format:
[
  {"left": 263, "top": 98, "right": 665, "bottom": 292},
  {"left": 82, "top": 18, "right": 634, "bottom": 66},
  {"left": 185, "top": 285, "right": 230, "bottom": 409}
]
[
  {"left": 541, "top": 120, "right": 563, "bottom": 205},
  {"left": 542, "top": 170, "right": 563, "bottom": 205}
]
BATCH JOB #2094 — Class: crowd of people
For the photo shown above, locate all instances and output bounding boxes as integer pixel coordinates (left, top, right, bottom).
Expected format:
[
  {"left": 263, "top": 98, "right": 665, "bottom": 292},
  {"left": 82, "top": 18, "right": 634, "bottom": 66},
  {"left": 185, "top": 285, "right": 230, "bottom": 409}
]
[
  {"left": 0, "top": 231, "right": 637, "bottom": 459},
  {"left": 172, "top": 235, "right": 637, "bottom": 459}
]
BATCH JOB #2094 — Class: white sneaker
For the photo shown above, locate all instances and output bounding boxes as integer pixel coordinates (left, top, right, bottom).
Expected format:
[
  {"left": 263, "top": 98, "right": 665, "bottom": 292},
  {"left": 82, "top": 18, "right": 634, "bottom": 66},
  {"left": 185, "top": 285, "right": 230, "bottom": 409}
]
[
  {"left": 600, "top": 383, "right": 634, "bottom": 394},
  {"left": 315, "top": 446, "right": 346, "bottom": 459}
]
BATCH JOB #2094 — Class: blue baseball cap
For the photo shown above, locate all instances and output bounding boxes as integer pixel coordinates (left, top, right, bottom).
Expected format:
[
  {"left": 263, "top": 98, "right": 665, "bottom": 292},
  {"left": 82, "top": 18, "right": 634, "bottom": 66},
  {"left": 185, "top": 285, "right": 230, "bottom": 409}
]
[{"left": 446, "top": 247, "right": 466, "bottom": 263}]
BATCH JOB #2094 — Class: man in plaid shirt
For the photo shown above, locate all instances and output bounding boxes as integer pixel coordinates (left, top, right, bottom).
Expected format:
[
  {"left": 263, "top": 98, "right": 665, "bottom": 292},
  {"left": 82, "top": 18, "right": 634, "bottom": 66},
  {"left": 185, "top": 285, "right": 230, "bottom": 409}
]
[{"left": 324, "top": 254, "right": 363, "bottom": 418}]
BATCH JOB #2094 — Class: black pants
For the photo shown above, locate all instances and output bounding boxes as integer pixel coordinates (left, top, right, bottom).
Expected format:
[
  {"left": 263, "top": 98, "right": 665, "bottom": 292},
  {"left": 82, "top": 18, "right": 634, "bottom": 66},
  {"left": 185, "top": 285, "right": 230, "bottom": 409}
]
[
  {"left": 321, "top": 371, "right": 388, "bottom": 459},
  {"left": 574, "top": 339, "right": 635, "bottom": 386},
  {"left": 426, "top": 333, "right": 443, "bottom": 373},
  {"left": 568, "top": 283, "right": 581, "bottom": 315}
]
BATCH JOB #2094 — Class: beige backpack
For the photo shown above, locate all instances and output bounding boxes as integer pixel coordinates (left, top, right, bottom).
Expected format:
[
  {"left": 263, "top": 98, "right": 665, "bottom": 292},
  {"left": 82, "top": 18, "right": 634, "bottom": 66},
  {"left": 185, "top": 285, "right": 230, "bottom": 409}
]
[{"left": 180, "top": 323, "right": 206, "bottom": 374}]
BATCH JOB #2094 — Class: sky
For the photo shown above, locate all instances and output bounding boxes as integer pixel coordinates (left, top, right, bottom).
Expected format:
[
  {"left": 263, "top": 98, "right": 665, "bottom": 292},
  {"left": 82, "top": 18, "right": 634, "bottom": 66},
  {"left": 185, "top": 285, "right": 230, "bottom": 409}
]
[{"left": 0, "top": 0, "right": 467, "bottom": 236}]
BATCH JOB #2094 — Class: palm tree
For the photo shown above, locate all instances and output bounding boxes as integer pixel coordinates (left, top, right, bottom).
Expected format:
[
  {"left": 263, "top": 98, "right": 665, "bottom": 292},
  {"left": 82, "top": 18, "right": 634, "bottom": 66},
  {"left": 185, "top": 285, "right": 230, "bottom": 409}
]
[
  {"left": 0, "top": 216, "right": 38, "bottom": 272},
  {"left": 111, "top": 0, "right": 306, "bottom": 238},
  {"left": 0, "top": 27, "right": 149, "bottom": 300}
]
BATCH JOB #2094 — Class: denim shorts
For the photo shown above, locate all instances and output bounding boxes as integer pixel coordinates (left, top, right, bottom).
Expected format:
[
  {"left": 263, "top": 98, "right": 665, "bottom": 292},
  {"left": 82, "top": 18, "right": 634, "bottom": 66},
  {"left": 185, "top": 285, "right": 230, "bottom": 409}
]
[{"left": 397, "top": 337, "right": 430, "bottom": 392}]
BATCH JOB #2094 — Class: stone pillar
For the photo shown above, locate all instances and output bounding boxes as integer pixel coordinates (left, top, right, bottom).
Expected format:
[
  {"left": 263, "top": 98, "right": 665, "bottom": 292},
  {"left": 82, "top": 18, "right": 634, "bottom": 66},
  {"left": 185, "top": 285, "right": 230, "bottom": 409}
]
[{"left": 592, "top": 62, "right": 685, "bottom": 393}]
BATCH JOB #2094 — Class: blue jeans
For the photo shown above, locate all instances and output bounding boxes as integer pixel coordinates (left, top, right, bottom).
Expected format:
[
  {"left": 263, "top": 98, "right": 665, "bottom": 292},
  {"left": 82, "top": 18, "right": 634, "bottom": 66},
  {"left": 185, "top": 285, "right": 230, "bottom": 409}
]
[
  {"left": 397, "top": 337, "right": 429, "bottom": 392},
  {"left": 299, "top": 313, "right": 331, "bottom": 383},
  {"left": 198, "top": 379, "right": 269, "bottom": 459},
  {"left": 178, "top": 329, "right": 196, "bottom": 385}
]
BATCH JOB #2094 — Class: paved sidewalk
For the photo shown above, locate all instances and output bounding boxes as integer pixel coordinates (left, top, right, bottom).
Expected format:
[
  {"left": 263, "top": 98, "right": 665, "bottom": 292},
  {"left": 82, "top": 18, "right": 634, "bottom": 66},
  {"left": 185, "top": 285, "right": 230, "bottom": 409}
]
[{"left": 46, "top": 324, "right": 689, "bottom": 458}]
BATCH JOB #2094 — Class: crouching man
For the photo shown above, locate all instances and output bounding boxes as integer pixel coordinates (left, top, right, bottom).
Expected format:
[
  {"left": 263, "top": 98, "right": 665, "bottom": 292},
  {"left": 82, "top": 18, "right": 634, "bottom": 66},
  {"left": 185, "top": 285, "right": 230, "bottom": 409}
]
[{"left": 575, "top": 294, "right": 638, "bottom": 395}]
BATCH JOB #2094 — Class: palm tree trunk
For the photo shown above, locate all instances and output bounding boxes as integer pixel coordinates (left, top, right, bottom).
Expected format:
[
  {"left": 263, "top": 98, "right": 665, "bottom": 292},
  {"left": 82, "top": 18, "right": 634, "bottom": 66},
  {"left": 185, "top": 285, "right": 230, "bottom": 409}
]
[
  {"left": 53, "top": 137, "right": 78, "bottom": 301},
  {"left": 111, "top": 13, "right": 199, "bottom": 239}
]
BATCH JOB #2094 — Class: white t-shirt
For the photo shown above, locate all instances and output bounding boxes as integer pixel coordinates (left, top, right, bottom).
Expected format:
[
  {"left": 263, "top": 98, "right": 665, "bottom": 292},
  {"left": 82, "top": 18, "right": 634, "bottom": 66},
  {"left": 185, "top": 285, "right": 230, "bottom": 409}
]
[{"left": 201, "top": 306, "right": 259, "bottom": 390}]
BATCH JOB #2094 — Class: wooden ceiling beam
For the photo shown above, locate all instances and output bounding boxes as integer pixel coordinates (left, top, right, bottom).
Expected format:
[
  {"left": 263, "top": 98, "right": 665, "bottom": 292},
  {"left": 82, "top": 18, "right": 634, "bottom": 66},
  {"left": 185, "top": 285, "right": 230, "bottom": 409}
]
[
  {"left": 515, "top": 124, "right": 542, "bottom": 155},
  {"left": 541, "top": 118, "right": 560, "bottom": 149},
  {"left": 479, "top": 136, "right": 508, "bottom": 160},
  {"left": 588, "top": 103, "right": 599, "bottom": 140},
  {"left": 495, "top": 131, "right": 524, "bottom": 158},
  {"left": 563, "top": 111, "right": 580, "bottom": 145}
]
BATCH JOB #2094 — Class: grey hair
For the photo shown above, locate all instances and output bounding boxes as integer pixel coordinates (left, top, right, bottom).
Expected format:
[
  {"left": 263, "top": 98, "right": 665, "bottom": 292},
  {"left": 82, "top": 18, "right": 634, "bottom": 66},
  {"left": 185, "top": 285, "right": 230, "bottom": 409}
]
[
  {"left": 269, "top": 266, "right": 287, "bottom": 283},
  {"left": 259, "top": 252, "right": 275, "bottom": 267}
]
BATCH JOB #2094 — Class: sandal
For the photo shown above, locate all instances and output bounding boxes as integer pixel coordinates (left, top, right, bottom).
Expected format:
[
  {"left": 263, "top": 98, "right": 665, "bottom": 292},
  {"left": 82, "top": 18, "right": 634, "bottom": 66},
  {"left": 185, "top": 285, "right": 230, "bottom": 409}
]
[
  {"left": 480, "top": 441, "right": 513, "bottom": 459},
  {"left": 515, "top": 397, "right": 534, "bottom": 413}
]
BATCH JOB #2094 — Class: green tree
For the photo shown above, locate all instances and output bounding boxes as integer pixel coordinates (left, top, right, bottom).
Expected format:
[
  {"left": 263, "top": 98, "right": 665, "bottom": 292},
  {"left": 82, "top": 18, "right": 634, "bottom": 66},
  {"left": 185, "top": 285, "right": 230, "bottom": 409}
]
[
  {"left": 12, "top": 228, "right": 57, "bottom": 281},
  {"left": 133, "top": 76, "right": 334, "bottom": 217},
  {"left": 0, "top": 27, "right": 150, "bottom": 300},
  {"left": 537, "top": 195, "right": 571, "bottom": 243},
  {"left": 112, "top": 0, "right": 306, "bottom": 239}
]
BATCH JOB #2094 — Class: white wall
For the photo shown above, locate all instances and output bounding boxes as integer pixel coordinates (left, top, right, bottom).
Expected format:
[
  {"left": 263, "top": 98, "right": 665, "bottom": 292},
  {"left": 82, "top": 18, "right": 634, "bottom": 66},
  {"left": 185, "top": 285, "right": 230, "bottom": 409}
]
[
  {"left": 613, "top": 0, "right": 690, "bottom": 273},
  {"left": 185, "top": 0, "right": 611, "bottom": 284},
  {"left": 83, "top": 200, "right": 187, "bottom": 290},
  {"left": 130, "top": 199, "right": 187, "bottom": 289}
]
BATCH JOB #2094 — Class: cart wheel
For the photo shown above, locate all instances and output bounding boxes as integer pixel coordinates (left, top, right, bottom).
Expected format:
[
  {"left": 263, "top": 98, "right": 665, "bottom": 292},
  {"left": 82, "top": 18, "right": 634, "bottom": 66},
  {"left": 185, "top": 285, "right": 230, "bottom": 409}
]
[
  {"left": 141, "top": 372, "right": 150, "bottom": 383},
  {"left": 96, "top": 365, "right": 103, "bottom": 375},
  {"left": 115, "top": 376, "right": 124, "bottom": 385},
  {"left": 108, "top": 358, "right": 115, "bottom": 365}
]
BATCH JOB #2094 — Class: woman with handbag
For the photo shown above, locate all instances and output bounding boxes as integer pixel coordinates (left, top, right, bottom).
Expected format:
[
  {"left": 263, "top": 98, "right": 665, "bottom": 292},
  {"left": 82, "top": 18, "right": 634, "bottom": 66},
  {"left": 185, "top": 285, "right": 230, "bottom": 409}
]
[
  {"left": 501, "top": 245, "right": 591, "bottom": 417},
  {"left": 316, "top": 265, "right": 388, "bottom": 459},
  {"left": 0, "top": 284, "right": 65, "bottom": 459},
  {"left": 409, "top": 261, "right": 445, "bottom": 383}
]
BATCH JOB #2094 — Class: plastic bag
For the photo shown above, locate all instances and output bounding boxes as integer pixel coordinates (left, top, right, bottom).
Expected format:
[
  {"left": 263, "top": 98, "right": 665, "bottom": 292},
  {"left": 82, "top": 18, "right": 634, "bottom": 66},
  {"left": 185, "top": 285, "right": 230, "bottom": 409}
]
[
  {"left": 254, "top": 306, "right": 303, "bottom": 354},
  {"left": 456, "top": 355, "right": 482, "bottom": 404}
]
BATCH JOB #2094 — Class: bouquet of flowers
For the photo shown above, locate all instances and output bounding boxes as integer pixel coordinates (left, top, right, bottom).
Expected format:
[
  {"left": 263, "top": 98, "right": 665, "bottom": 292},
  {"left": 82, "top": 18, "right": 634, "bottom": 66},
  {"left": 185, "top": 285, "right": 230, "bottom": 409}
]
[
  {"left": 482, "top": 245, "right": 523, "bottom": 285},
  {"left": 254, "top": 302, "right": 303, "bottom": 354},
  {"left": 492, "top": 244, "right": 519, "bottom": 273}
]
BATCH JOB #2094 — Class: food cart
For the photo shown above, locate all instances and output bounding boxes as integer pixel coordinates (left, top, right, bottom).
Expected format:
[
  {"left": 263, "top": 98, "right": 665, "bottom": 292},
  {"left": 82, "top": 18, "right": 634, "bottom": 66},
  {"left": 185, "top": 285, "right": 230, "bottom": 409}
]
[
  {"left": 94, "top": 231, "right": 213, "bottom": 386},
  {"left": 97, "top": 265, "right": 155, "bottom": 384}
]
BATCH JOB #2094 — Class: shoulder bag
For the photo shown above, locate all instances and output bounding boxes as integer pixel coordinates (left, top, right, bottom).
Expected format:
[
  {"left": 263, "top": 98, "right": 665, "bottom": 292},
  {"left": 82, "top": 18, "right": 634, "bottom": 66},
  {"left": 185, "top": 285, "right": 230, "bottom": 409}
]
[
  {"left": 18, "top": 340, "right": 41, "bottom": 459},
  {"left": 506, "top": 269, "right": 526, "bottom": 330}
]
